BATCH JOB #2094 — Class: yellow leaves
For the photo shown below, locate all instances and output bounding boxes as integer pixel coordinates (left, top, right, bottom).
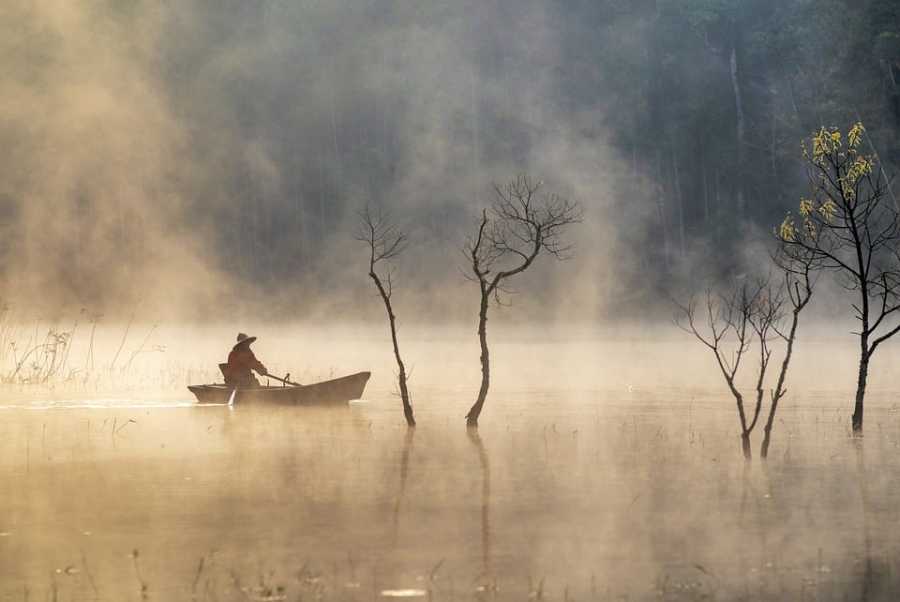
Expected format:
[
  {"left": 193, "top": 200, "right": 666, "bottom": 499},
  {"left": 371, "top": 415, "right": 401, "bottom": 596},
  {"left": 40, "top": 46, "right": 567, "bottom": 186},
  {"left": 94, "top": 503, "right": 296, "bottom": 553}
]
[
  {"left": 851, "top": 155, "right": 874, "bottom": 178},
  {"left": 781, "top": 199, "right": 832, "bottom": 243},
  {"left": 808, "top": 124, "right": 876, "bottom": 203},
  {"left": 812, "top": 127, "right": 842, "bottom": 163},
  {"left": 788, "top": 122, "right": 880, "bottom": 242},
  {"left": 841, "top": 154, "right": 875, "bottom": 198},
  {"left": 799, "top": 198, "right": 814, "bottom": 217},
  {"left": 819, "top": 200, "right": 838, "bottom": 221},
  {"left": 810, "top": 123, "right": 864, "bottom": 163},
  {"left": 812, "top": 135, "right": 825, "bottom": 164},
  {"left": 848, "top": 122, "right": 865, "bottom": 149},
  {"left": 779, "top": 215, "right": 796, "bottom": 242},
  {"left": 799, "top": 197, "right": 836, "bottom": 222}
]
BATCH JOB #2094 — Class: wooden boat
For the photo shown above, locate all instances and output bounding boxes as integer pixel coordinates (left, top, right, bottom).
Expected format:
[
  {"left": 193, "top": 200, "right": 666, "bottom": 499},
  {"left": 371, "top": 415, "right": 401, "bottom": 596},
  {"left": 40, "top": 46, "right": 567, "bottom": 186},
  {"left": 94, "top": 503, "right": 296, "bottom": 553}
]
[{"left": 188, "top": 371, "right": 371, "bottom": 406}]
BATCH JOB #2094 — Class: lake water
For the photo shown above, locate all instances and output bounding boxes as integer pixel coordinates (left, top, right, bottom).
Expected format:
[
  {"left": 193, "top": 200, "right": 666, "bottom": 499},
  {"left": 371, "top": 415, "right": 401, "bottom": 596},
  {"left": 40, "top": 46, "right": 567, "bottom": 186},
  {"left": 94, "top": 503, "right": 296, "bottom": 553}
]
[{"left": 3, "top": 329, "right": 900, "bottom": 600}]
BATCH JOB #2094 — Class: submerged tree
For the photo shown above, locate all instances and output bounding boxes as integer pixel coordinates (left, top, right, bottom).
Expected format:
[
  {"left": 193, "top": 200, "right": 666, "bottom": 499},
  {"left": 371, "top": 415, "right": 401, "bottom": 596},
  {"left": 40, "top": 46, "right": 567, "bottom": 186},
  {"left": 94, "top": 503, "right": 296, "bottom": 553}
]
[
  {"left": 762, "top": 246, "right": 816, "bottom": 458},
  {"left": 676, "top": 283, "right": 770, "bottom": 459},
  {"left": 357, "top": 206, "right": 415, "bottom": 427},
  {"left": 675, "top": 267, "right": 813, "bottom": 460},
  {"left": 464, "top": 175, "right": 581, "bottom": 427},
  {"left": 777, "top": 123, "right": 898, "bottom": 433}
]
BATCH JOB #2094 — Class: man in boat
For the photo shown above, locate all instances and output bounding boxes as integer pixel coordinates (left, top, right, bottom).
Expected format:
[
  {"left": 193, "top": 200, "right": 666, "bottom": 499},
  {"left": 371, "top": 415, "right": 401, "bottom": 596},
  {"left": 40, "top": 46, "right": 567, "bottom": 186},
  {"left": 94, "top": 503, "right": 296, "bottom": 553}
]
[{"left": 222, "top": 333, "right": 269, "bottom": 387}]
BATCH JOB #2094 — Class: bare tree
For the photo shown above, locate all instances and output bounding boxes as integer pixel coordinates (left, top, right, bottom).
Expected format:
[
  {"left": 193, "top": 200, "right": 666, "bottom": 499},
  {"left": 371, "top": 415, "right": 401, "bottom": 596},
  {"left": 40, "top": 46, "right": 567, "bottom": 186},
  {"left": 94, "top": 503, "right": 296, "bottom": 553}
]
[
  {"left": 776, "top": 123, "right": 899, "bottom": 433},
  {"left": 464, "top": 175, "right": 582, "bottom": 427},
  {"left": 676, "top": 265, "right": 815, "bottom": 461},
  {"left": 747, "top": 283, "right": 784, "bottom": 447},
  {"left": 357, "top": 206, "right": 415, "bottom": 427},
  {"left": 762, "top": 247, "right": 816, "bottom": 458},
  {"left": 675, "top": 283, "right": 763, "bottom": 459}
]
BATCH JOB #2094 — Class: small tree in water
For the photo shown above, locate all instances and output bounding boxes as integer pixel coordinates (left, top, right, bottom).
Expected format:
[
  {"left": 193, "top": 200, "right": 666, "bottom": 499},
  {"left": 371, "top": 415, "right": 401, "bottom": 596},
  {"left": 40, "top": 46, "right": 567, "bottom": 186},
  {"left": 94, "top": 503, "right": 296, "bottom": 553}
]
[
  {"left": 763, "top": 244, "right": 816, "bottom": 458},
  {"left": 676, "top": 282, "right": 769, "bottom": 460},
  {"left": 675, "top": 268, "right": 814, "bottom": 460},
  {"left": 464, "top": 175, "right": 582, "bottom": 427},
  {"left": 776, "top": 123, "right": 899, "bottom": 433},
  {"left": 357, "top": 206, "right": 415, "bottom": 427}
]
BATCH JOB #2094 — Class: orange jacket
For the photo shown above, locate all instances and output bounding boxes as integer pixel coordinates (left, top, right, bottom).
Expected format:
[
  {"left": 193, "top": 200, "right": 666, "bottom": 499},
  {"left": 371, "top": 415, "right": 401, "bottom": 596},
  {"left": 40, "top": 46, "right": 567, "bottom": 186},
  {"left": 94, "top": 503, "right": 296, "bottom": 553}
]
[{"left": 223, "top": 344, "right": 267, "bottom": 386}]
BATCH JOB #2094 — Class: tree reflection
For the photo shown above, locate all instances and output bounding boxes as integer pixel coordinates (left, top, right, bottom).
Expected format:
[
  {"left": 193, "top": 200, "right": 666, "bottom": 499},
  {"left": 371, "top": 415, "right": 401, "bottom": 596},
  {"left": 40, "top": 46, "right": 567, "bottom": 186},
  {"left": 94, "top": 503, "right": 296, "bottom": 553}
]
[
  {"left": 467, "top": 427, "right": 492, "bottom": 580},
  {"left": 392, "top": 428, "right": 415, "bottom": 546}
]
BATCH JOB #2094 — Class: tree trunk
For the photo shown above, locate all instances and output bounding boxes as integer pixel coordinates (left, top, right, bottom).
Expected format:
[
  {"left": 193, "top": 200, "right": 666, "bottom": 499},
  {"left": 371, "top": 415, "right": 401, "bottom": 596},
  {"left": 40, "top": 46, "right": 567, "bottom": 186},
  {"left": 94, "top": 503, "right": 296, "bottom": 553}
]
[
  {"left": 390, "top": 306, "right": 415, "bottom": 427},
  {"left": 770, "top": 103, "right": 778, "bottom": 185},
  {"left": 729, "top": 42, "right": 746, "bottom": 218},
  {"left": 371, "top": 272, "right": 415, "bottom": 427},
  {"left": 655, "top": 150, "right": 671, "bottom": 269},
  {"left": 466, "top": 288, "right": 490, "bottom": 427},
  {"left": 853, "top": 350, "right": 869, "bottom": 433},
  {"left": 760, "top": 427, "right": 773, "bottom": 460},
  {"left": 761, "top": 308, "right": 802, "bottom": 459},
  {"left": 725, "top": 379, "right": 751, "bottom": 462},
  {"left": 702, "top": 158, "right": 710, "bottom": 225},
  {"left": 672, "top": 147, "right": 686, "bottom": 258}
]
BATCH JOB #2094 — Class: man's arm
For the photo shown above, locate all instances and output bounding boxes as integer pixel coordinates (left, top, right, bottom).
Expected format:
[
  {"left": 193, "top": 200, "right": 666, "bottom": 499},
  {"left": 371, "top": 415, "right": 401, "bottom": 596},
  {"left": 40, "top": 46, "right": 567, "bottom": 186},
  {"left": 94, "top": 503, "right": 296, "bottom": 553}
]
[{"left": 249, "top": 350, "right": 267, "bottom": 375}]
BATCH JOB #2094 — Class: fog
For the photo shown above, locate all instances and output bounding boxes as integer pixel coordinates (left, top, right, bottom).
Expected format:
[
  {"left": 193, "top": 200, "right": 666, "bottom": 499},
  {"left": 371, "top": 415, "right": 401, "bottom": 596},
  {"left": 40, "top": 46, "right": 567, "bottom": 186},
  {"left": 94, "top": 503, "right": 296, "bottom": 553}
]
[
  {"left": 5, "top": 330, "right": 900, "bottom": 599},
  {"left": 6, "top": 2, "right": 893, "bottom": 320},
  {"left": 0, "top": 1, "right": 628, "bottom": 320},
  {"left": 4, "top": 1, "right": 900, "bottom": 599}
]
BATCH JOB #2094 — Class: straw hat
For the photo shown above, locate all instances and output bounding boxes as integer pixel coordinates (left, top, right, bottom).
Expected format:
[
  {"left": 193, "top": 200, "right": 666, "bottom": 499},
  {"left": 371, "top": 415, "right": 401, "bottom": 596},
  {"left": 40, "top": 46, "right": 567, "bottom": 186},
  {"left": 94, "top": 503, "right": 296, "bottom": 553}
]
[{"left": 235, "top": 332, "right": 257, "bottom": 346}]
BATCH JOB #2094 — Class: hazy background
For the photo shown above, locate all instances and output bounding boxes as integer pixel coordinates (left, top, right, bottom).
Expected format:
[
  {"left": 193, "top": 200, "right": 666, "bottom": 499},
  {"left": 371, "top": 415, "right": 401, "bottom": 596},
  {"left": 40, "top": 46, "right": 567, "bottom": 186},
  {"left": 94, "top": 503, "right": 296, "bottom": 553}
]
[
  {"left": 5, "top": 5, "right": 900, "bottom": 595},
  {"left": 0, "top": 0, "right": 898, "bottom": 321}
]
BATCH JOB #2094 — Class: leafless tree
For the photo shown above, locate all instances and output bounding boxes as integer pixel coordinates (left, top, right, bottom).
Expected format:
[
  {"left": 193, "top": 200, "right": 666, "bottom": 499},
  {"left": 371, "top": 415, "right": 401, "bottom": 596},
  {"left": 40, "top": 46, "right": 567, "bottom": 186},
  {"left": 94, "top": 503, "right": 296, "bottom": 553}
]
[
  {"left": 356, "top": 205, "right": 415, "bottom": 427},
  {"left": 675, "top": 283, "right": 763, "bottom": 459},
  {"left": 762, "top": 247, "right": 816, "bottom": 458},
  {"left": 676, "top": 264, "right": 815, "bottom": 461},
  {"left": 464, "top": 175, "right": 582, "bottom": 427},
  {"left": 776, "top": 123, "right": 899, "bottom": 433},
  {"left": 747, "top": 283, "right": 784, "bottom": 448}
]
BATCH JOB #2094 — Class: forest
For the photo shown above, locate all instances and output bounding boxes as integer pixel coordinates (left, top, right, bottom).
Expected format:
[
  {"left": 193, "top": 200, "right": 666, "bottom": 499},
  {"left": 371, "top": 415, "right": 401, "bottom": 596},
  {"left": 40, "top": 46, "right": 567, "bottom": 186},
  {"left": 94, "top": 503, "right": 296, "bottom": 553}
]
[{"left": 0, "top": 0, "right": 898, "bottom": 318}]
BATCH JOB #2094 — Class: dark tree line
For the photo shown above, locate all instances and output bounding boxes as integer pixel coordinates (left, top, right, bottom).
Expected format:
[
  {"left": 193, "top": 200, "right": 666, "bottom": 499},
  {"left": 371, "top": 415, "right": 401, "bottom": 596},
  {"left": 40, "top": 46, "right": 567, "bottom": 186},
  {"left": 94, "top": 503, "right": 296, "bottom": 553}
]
[
  {"left": 562, "top": 0, "right": 900, "bottom": 304},
  {"left": 191, "top": 0, "right": 900, "bottom": 304},
  {"left": 5, "top": 1, "right": 897, "bottom": 311}
]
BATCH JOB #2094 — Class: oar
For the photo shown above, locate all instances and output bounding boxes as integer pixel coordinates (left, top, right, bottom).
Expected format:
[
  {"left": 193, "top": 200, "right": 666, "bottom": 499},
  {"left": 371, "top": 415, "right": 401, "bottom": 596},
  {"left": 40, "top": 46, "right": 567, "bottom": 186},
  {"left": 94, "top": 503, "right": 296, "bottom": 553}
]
[{"left": 264, "top": 372, "right": 302, "bottom": 387}]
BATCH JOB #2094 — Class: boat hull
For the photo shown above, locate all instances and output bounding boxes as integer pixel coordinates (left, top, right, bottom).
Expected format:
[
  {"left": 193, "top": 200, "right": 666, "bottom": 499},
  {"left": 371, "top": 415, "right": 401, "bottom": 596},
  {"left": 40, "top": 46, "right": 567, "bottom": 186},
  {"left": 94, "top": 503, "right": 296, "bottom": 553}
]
[{"left": 187, "top": 371, "right": 370, "bottom": 406}]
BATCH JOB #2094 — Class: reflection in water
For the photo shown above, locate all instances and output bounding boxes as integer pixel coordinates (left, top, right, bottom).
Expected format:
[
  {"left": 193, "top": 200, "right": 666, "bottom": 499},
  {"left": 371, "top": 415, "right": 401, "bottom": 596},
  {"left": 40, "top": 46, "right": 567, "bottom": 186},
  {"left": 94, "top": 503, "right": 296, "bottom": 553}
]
[
  {"left": 392, "top": 428, "right": 415, "bottom": 546},
  {"left": 6, "top": 390, "right": 900, "bottom": 600},
  {"left": 853, "top": 437, "right": 876, "bottom": 601},
  {"left": 468, "top": 427, "right": 492, "bottom": 582}
]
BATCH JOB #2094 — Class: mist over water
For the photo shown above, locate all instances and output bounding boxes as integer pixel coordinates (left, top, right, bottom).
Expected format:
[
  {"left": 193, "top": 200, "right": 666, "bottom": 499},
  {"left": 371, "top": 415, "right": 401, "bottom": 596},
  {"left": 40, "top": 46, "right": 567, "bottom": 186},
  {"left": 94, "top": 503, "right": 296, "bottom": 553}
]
[
  {"left": 4, "top": 1, "right": 900, "bottom": 600},
  {"left": 5, "top": 349, "right": 900, "bottom": 600},
  {"left": 2, "top": 328, "right": 900, "bottom": 599}
]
